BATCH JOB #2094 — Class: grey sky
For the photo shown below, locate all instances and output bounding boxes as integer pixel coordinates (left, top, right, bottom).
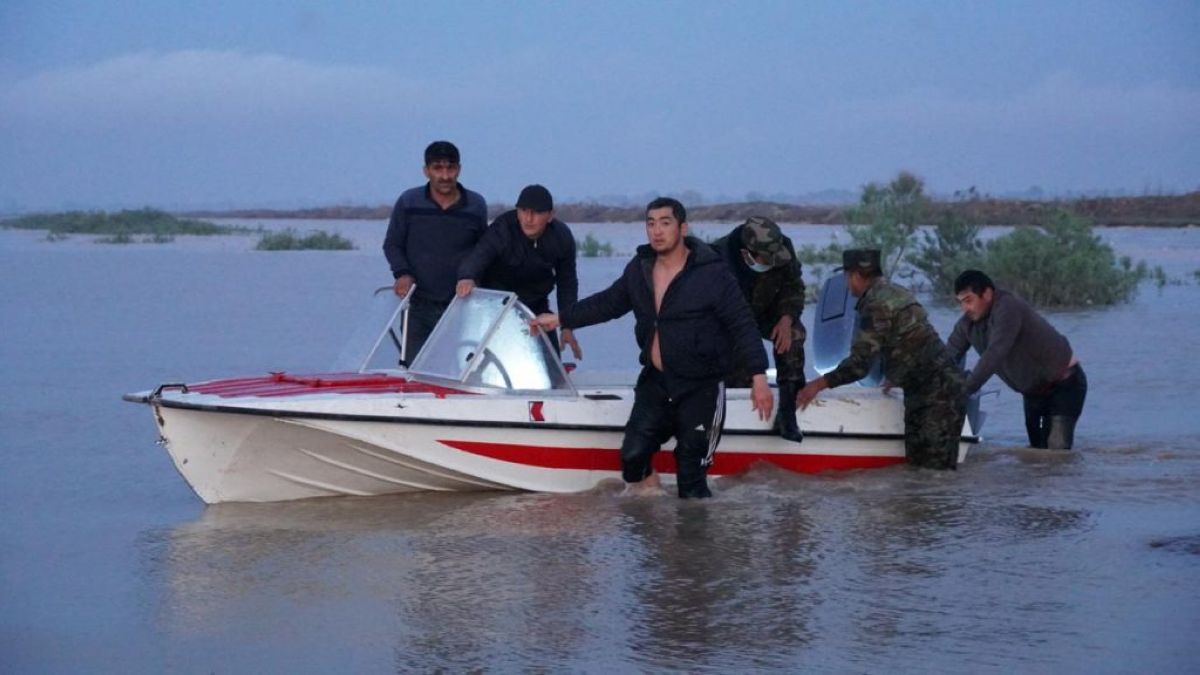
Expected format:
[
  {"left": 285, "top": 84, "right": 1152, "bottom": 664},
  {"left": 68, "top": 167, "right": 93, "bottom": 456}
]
[{"left": 1, "top": 1, "right": 1197, "bottom": 211}]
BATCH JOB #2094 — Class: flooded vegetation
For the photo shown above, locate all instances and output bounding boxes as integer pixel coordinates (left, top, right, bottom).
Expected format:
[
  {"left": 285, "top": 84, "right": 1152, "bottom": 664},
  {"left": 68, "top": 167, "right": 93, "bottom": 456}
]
[{"left": 254, "top": 228, "right": 355, "bottom": 251}]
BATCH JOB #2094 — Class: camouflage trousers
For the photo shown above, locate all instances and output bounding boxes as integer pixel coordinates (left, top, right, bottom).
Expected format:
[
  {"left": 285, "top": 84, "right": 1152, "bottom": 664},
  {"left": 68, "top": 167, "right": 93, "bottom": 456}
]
[
  {"left": 903, "top": 368, "right": 967, "bottom": 470},
  {"left": 726, "top": 324, "right": 807, "bottom": 388}
]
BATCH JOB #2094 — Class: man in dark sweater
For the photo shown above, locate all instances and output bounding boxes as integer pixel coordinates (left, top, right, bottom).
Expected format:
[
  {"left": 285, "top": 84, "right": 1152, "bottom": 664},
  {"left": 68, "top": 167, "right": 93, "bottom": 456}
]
[
  {"left": 382, "top": 141, "right": 488, "bottom": 363},
  {"left": 948, "top": 270, "right": 1087, "bottom": 449},
  {"left": 455, "top": 184, "right": 581, "bottom": 359},
  {"left": 531, "top": 197, "right": 773, "bottom": 498}
]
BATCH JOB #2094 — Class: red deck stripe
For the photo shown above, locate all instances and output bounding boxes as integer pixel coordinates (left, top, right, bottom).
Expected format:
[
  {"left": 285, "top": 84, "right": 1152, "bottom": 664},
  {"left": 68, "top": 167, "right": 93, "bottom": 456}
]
[{"left": 186, "top": 373, "right": 471, "bottom": 399}]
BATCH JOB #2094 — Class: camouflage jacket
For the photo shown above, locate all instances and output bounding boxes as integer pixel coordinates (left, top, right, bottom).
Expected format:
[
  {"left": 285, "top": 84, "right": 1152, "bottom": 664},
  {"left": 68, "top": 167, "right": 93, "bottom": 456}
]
[
  {"left": 825, "top": 278, "right": 953, "bottom": 390},
  {"left": 711, "top": 228, "right": 805, "bottom": 331}
]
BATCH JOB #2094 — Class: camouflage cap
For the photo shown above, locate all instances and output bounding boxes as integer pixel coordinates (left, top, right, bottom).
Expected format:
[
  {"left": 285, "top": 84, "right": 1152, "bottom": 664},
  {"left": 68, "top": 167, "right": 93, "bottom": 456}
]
[
  {"left": 739, "top": 216, "right": 792, "bottom": 266},
  {"left": 841, "top": 248, "right": 882, "bottom": 273}
]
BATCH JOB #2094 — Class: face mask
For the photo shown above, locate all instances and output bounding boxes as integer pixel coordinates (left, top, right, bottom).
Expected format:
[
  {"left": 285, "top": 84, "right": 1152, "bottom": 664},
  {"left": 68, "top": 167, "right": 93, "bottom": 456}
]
[{"left": 742, "top": 249, "right": 771, "bottom": 273}]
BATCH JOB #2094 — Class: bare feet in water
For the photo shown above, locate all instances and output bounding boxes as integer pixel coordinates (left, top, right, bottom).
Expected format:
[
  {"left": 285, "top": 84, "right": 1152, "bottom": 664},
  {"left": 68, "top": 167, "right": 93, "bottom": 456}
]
[{"left": 622, "top": 472, "right": 665, "bottom": 497}]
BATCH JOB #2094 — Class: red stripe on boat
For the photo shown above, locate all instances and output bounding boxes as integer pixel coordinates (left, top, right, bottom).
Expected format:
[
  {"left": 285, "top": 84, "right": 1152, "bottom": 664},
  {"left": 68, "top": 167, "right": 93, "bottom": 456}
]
[
  {"left": 187, "top": 373, "right": 472, "bottom": 398},
  {"left": 438, "top": 440, "right": 903, "bottom": 475}
]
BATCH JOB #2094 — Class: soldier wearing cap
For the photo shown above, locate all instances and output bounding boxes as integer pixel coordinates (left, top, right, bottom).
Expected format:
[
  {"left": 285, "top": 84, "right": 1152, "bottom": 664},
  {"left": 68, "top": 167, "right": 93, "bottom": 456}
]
[
  {"left": 456, "top": 184, "right": 582, "bottom": 359},
  {"left": 796, "top": 249, "right": 966, "bottom": 469},
  {"left": 710, "top": 216, "right": 807, "bottom": 442},
  {"left": 383, "top": 140, "right": 488, "bottom": 363}
]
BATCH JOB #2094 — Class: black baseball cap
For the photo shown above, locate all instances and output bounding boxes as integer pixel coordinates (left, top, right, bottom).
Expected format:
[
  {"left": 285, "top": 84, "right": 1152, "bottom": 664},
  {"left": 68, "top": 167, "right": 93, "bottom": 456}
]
[{"left": 515, "top": 184, "right": 554, "bottom": 212}]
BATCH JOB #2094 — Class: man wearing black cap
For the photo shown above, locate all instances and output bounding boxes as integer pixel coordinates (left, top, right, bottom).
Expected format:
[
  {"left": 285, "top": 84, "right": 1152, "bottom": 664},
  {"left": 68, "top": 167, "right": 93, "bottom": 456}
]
[
  {"left": 796, "top": 249, "right": 966, "bottom": 469},
  {"left": 710, "top": 216, "right": 807, "bottom": 442},
  {"left": 455, "top": 184, "right": 582, "bottom": 358},
  {"left": 383, "top": 141, "right": 488, "bottom": 362}
]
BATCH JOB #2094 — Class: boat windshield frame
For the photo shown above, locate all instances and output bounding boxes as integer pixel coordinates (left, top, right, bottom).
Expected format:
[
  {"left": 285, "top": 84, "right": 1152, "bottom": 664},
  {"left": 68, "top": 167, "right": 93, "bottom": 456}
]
[
  {"left": 409, "top": 289, "right": 577, "bottom": 396},
  {"left": 330, "top": 286, "right": 413, "bottom": 373}
]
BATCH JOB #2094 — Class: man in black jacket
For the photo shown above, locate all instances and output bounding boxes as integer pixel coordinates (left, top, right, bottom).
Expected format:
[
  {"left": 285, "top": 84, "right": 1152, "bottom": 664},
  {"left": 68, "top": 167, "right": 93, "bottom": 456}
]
[
  {"left": 532, "top": 197, "right": 773, "bottom": 498},
  {"left": 455, "top": 184, "right": 581, "bottom": 358}
]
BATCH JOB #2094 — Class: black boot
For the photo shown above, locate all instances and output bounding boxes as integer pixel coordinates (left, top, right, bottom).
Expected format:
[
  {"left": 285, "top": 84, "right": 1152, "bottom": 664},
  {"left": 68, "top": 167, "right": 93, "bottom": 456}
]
[{"left": 775, "top": 381, "right": 804, "bottom": 443}]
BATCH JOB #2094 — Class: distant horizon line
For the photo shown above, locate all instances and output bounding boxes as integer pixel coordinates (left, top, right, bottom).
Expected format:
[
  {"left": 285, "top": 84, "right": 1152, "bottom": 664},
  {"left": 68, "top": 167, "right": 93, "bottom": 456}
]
[{"left": 5, "top": 184, "right": 1199, "bottom": 217}]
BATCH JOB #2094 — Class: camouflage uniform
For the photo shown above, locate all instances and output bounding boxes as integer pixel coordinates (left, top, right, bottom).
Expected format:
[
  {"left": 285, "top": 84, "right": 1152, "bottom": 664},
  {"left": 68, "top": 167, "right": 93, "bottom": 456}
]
[
  {"left": 712, "top": 217, "right": 807, "bottom": 388},
  {"left": 824, "top": 252, "right": 966, "bottom": 469}
]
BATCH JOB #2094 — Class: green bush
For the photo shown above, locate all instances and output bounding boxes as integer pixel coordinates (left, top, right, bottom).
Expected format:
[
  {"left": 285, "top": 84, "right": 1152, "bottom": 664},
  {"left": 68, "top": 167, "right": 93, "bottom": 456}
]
[
  {"left": 981, "top": 208, "right": 1147, "bottom": 306},
  {"left": 4, "top": 208, "right": 238, "bottom": 236},
  {"left": 909, "top": 189, "right": 987, "bottom": 297},
  {"left": 577, "top": 233, "right": 614, "bottom": 257},
  {"left": 255, "top": 229, "right": 355, "bottom": 251},
  {"left": 846, "top": 171, "right": 928, "bottom": 280},
  {"left": 845, "top": 172, "right": 1151, "bottom": 308},
  {"left": 95, "top": 232, "right": 134, "bottom": 244}
]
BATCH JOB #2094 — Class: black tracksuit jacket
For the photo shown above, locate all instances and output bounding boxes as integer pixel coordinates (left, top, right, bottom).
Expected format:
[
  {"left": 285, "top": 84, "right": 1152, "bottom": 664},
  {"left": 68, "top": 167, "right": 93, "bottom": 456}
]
[
  {"left": 456, "top": 209, "right": 578, "bottom": 314},
  {"left": 562, "top": 237, "right": 768, "bottom": 397}
]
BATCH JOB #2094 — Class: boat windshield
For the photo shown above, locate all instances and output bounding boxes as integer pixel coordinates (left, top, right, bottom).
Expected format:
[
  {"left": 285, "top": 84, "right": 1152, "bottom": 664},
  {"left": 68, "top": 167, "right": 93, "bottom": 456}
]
[
  {"left": 330, "top": 287, "right": 411, "bottom": 373},
  {"left": 812, "top": 271, "right": 882, "bottom": 386},
  {"left": 409, "top": 290, "right": 575, "bottom": 394}
]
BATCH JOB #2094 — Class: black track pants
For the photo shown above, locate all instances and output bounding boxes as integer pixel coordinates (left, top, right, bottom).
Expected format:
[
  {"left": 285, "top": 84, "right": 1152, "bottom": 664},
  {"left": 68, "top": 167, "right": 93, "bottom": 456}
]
[{"left": 620, "top": 367, "right": 726, "bottom": 498}]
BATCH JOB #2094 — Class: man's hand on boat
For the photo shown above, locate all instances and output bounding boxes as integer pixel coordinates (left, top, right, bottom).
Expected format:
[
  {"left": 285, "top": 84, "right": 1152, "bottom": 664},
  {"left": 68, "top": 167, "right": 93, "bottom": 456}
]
[
  {"left": 455, "top": 279, "right": 476, "bottom": 297},
  {"left": 561, "top": 328, "right": 583, "bottom": 360},
  {"left": 531, "top": 314, "right": 584, "bottom": 360},
  {"left": 751, "top": 373, "right": 774, "bottom": 421},
  {"left": 531, "top": 313, "right": 560, "bottom": 332},
  {"left": 393, "top": 275, "right": 415, "bottom": 298},
  {"left": 796, "top": 376, "right": 828, "bottom": 410}
]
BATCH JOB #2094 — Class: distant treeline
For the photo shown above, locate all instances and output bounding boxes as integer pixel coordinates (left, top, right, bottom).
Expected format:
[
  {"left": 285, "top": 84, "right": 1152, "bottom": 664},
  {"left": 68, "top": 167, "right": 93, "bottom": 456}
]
[{"left": 181, "top": 192, "right": 1200, "bottom": 227}]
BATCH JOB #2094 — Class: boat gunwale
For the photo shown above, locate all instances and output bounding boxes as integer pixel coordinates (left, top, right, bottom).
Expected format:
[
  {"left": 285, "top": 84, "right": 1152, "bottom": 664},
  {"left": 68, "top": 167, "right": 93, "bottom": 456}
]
[{"left": 138, "top": 395, "right": 981, "bottom": 443}]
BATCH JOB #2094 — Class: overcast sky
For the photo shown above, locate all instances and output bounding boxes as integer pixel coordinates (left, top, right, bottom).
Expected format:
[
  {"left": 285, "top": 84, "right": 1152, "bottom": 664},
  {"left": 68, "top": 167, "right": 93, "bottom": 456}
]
[{"left": 1, "top": 0, "right": 1197, "bottom": 212}]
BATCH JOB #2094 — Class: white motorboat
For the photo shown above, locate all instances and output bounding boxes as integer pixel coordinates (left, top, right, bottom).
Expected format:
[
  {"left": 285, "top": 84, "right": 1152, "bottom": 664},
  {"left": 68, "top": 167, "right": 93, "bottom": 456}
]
[{"left": 125, "top": 283, "right": 982, "bottom": 504}]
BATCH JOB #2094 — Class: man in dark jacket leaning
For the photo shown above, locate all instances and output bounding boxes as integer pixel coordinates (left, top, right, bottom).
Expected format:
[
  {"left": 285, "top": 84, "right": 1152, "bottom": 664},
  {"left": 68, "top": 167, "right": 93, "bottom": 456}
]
[
  {"left": 710, "top": 216, "right": 807, "bottom": 442},
  {"left": 456, "top": 184, "right": 582, "bottom": 359},
  {"left": 949, "top": 270, "right": 1086, "bottom": 449},
  {"left": 532, "top": 197, "right": 773, "bottom": 498}
]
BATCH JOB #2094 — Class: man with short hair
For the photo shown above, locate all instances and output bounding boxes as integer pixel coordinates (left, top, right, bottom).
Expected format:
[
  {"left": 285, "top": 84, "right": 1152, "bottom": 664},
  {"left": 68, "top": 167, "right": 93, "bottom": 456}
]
[
  {"left": 796, "top": 249, "right": 966, "bottom": 470},
  {"left": 456, "top": 184, "right": 581, "bottom": 359},
  {"left": 949, "top": 269, "right": 1086, "bottom": 449},
  {"left": 532, "top": 197, "right": 774, "bottom": 498},
  {"left": 710, "top": 216, "right": 807, "bottom": 442},
  {"left": 383, "top": 141, "right": 488, "bottom": 362}
]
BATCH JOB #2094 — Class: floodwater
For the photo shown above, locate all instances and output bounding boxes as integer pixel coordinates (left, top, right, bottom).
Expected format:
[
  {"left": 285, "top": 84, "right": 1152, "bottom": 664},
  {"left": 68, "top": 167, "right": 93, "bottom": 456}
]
[{"left": 1, "top": 221, "right": 1198, "bottom": 672}]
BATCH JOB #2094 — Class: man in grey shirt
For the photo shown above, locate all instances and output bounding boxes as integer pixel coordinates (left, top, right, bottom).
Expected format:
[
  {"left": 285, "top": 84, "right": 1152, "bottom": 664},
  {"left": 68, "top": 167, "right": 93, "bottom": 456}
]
[{"left": 948, "top": 270, "right": 1087, "bottom": 449}]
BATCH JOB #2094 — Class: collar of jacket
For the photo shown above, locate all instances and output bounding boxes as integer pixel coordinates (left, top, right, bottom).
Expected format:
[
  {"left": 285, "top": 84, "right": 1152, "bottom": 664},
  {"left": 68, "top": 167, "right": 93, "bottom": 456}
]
[
  {"left": 634, "top": 236, "right": 720, "bottom": 267},
  {"left": 423, "top": 182, "right": 471, "bottom": 210}
]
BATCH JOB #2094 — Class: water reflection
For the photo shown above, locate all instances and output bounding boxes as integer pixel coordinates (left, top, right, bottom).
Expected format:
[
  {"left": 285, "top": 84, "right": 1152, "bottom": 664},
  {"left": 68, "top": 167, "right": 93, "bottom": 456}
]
[{"left": 141, "top": 441, "right": 1197, "bottom": 671}]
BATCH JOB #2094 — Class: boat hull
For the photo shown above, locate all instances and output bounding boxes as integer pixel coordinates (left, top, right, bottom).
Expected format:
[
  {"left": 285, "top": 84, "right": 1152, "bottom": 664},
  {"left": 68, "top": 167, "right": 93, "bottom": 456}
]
[{"left": 139, "top": 384, "right": 977, "bottom": 504}]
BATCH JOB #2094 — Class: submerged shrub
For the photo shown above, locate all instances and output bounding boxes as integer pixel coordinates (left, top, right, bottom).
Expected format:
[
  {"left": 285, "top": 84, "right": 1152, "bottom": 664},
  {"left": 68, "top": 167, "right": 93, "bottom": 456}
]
[
  {"left": 847, "top": 173, "right": 1152, "bottom": 308},
  {"left": 910, "top": 189, "right": 987, "bottom": 297},
  {"left": 255, "top": 229, "right": 355, "bottom": 251},
  {"left": 577, "top": 233, "right": 614, "bottom": 257},
  {"left": 981, "top": 208, "right": 1147, "bottom": 306},
  {"left": 95, "top": 232, "right": 134, "bottom": 244},
  {"left": 846, "top": 171, "right": 929, "bottom": 280}
]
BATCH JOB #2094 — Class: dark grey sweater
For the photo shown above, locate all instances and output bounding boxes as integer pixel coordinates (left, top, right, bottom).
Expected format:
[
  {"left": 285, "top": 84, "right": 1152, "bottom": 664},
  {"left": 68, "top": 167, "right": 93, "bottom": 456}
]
[{"left": 947, "top": 289, "right": 1074, "bottom": 396}]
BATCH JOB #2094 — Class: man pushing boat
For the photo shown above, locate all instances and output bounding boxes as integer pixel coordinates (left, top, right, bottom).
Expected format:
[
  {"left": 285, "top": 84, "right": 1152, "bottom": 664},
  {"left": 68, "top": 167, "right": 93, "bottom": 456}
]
[{"left": 531, "top": 197, "right": 773, "bottom": 498}]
